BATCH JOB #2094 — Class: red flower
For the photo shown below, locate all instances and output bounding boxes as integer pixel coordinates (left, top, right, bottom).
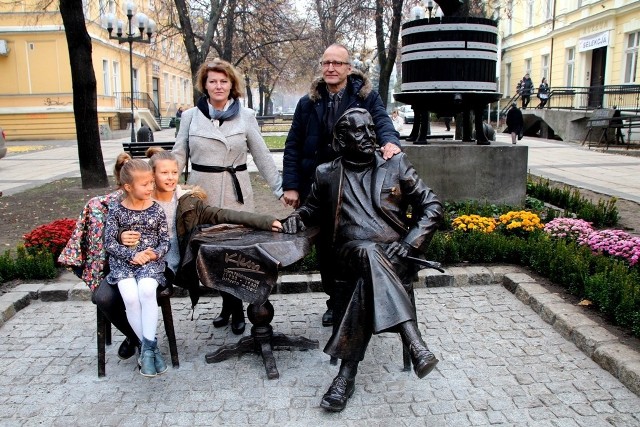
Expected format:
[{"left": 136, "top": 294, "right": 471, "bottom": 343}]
[{"left": 23, "top": 218, "right": 76, "bottom": 262}]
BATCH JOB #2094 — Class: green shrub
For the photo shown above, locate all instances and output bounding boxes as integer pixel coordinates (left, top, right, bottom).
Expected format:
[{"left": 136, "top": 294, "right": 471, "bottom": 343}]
[
  {"left": 0, "top": 246, "right": 57, "bottom": 283},
  {"left": 527, "top": 176, "right": 619, "bottom": 227},
  {"left": 585, "top": 263, "right": 640, "bottom": 336},
  {"left": 424, "top": 230, "right": 640, "bottom": 338}
]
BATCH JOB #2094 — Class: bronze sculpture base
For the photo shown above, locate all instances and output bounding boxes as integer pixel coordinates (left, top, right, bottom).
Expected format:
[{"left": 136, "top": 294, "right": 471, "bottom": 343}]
[{"left": 205, "top": 300, "right": 319, "bottom": 379}]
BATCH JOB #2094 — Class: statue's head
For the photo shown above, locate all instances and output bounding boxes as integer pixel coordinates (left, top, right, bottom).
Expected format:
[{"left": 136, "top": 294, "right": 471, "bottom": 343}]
[{"left": 332, "top": 108, "right": 377, "bottom": 162}]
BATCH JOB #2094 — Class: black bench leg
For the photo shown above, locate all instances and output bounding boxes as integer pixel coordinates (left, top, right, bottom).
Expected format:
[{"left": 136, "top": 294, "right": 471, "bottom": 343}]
[
  {"left": 159, "top": 296, "right": 180, "bottom": 368},
  {"left": 97, "top": 308, "right": 107, "bottom": 377}
]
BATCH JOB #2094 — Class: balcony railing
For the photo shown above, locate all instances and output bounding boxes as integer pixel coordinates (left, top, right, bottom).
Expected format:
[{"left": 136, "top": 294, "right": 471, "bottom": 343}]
[
  {"left": 114, "top": 91, "right": 160, "bottom": 118},
  {"left": 545, "top": 85, "right": 640, "bottom": 113},
  {"left": 499, "top": 84, "right": 640, "bottom": 118}
]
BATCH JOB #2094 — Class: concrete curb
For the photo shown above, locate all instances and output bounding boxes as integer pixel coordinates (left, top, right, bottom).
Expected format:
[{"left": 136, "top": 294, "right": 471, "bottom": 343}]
[{"left": 2, "top": 265, "right": 639, "bottom": 397}]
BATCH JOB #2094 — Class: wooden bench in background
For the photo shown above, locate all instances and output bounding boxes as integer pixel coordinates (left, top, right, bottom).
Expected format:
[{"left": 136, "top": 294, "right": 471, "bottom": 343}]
[{"left": 122, "top": 141, "right": 175, "bottom": 158}]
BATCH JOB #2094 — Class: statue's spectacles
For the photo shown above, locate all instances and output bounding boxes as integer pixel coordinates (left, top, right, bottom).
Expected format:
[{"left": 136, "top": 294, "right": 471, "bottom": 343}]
[{"left": 320, "top": 60, "right": 348, "bottom": 69}]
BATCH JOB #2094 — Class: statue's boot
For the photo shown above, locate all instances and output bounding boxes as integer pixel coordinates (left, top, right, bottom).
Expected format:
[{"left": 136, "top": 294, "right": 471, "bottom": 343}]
[
  {"left": 400, "top": 321, "right": 439, "bottom": 379},
  {"left": 320, "top": 360, "right": 358, "bottom": 412}
]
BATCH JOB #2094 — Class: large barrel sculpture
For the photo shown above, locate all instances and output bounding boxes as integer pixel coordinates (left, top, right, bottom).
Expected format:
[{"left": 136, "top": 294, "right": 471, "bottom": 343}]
[{"left": 394, "top": 16, "right": 501, "bottom": 144}]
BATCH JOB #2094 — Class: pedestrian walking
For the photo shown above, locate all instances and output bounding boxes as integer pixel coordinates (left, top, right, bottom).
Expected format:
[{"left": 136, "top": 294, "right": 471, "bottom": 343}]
[{"left": 506, "top": 102, "right": 524, "bottom": 145}]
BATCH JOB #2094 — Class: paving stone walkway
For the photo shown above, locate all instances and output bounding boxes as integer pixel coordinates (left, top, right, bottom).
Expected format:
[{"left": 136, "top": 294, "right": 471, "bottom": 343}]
[{"left": 1, "top": 267, "right": 639, "bottom": 426}]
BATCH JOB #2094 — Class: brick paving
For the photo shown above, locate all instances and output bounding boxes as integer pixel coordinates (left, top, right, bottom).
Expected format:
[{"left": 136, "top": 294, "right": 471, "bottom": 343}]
[{"left": 1, "top": 267, "right": 639, "bottom": 426}]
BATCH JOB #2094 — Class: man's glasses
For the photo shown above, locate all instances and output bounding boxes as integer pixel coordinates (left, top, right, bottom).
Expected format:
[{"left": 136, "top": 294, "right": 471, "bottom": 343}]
[{"left": 320, "top": 60, "right": 348, "bottom": 69}]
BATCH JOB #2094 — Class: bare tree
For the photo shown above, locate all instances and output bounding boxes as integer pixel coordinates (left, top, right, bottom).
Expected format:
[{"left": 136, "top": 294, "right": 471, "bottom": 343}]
[
  {"left": 167, "top": 0, "right": 311, "bottom": 103},
  {"left": 374, "top": 0, "right": 403, "bottom": 107},
  {"left": 59, "top": 0, "right": 108, "bottom": 188},
  {"left": 311, "top": 0, "right": 372, "bottom": 52}
]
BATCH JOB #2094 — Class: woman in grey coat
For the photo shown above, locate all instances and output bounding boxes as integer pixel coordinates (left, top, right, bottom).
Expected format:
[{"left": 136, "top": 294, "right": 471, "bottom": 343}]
[
  {"left": 172, "top": 58, "right": 284, "bottom": 334},
  {"left": 173, "top": 59, "right": 283, "bottom": 212}
]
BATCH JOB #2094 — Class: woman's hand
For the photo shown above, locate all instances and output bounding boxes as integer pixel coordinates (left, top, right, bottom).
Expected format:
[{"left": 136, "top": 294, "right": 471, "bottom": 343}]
[
  {"left": 271, "top": 220, "right": 283, "bottom": 232},
  {"left": 121, "top": 230, "right": 141, "bottom": 247}
]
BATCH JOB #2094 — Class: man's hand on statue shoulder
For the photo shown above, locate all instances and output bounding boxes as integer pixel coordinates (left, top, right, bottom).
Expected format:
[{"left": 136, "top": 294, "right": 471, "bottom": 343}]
[
  {"left": 380, "top": 143, "right": 401, "bottom": 160},
  {"left": 281, "top": 213, "right": 306, "bottom": 234}
]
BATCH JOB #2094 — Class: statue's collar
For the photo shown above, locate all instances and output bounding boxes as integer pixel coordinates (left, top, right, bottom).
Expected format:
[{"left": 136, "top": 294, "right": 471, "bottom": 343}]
[{"left": 341, "top": 157, "right": 375, "bottom": 170}]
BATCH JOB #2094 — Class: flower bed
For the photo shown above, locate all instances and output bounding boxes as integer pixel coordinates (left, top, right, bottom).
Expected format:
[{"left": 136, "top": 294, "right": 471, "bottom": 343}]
[
  {"left": 437, "top": 211, "right": 640, "bottom": 338},
  {"left": 23, "top": 218, "right": 76, "bottom": 261}
]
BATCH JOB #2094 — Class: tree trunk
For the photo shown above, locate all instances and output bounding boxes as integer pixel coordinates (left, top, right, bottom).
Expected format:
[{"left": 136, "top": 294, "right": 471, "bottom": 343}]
[
  {"left": 59, "top": 0, "right": 108, "bottom": 188},
  {"left": 245, "top": 74, "right": 253, "bottom": 109},
  {"left": 375, "top": 0, "right": 403, "bottom": 108}
]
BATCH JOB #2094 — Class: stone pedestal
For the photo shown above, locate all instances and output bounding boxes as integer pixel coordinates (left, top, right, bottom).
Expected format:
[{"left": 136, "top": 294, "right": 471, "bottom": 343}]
[{"left": 403, "top": 142, "right": 528, "bottom": 206}]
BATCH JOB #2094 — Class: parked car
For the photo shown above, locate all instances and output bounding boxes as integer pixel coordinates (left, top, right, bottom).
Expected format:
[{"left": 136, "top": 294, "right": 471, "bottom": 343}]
[
  {"left": 0, "top": 128, "right": 7, "bottom": 159},
  {"left": 397, "top": 105, "right": 414, "bottom": 124}
]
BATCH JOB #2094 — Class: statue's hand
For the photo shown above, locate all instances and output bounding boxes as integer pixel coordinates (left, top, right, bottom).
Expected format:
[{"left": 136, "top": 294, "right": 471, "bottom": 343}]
[
  {"left": 281, "top": 214, "right": 306, "bottom": 234},
  {"left": 385, "top": 241, "right": 412, "bottom": 259}
]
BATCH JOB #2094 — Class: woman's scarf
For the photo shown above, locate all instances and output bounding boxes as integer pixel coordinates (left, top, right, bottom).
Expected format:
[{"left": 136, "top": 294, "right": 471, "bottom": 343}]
[{"left": 196, "top": 95, "right": 240, "bottom": 124}]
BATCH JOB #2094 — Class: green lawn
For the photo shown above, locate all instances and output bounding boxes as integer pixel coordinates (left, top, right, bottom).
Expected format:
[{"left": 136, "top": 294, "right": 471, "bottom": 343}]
[{"left": 262, "top": 135, "right": 286, "bottom": 150}]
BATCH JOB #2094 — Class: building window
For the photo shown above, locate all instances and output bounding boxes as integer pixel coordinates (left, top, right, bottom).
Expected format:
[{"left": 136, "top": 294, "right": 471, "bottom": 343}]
[
  {"left": 526, "top": 0, "right": 534, "bottom": 27},
  {"left": 566, "top": 48, "right": 575, "bottom": 87},
  {"left": 504, "top": 63, "right": 512, "bottom": 96},
  {"left": 546, "top": 0, "right": 553, "bottom": 20},
  {"left": 184, "top": 80, "right": 190, "bottom": 104},
  {"left": 507, "top": 0, "right": 514, "bottom": 35},
  {"left": 163, "top": 72, "right": 169, "bottom": 102},
  {"left": 524, "top": 58, "right": 531, "bottom": 76},
  {"left": 112, "top": 61, "right": 120, "bottom": 93},
  {"left": 624, "top": 32, "right": 639, "bottom": 84},
  {"left": 172, "top": 75, "right": 177, "bottom": 103},
  {"left": 132, "top": 68, "right": 139, "bottom": 98},
  {"left": 102, "top": 60, "right": 110, "bottom": 96},
  {"left": 541, "top": 54, "right": 549, "bottom": 80}
]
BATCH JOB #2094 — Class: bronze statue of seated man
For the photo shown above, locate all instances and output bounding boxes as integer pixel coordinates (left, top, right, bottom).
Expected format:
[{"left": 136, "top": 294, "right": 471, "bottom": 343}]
[{"left": 282, "top": 107, "right": 443, "bottom": 412}]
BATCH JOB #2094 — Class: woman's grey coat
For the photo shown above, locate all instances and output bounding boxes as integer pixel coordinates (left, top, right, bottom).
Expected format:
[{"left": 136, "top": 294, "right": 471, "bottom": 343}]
[{"left": 173, "top": 105, "right": 283, "bottom": 212}]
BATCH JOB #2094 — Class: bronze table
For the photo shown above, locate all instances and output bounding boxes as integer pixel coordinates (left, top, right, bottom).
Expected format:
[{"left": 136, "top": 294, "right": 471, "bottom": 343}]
[{"left": 190, "top": 225, "right": 319, "bottom": 379}]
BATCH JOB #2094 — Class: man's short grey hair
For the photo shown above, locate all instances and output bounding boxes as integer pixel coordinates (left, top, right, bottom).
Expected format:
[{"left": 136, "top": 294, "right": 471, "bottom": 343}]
[{"left": 321, "top": 43, "right": 352, "bottom": 64}]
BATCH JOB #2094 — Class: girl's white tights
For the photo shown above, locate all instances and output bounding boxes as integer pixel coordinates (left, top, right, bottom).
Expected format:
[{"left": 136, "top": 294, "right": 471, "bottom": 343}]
[{"left": 117, "top": 277, "right": 159, "bottom": 342}]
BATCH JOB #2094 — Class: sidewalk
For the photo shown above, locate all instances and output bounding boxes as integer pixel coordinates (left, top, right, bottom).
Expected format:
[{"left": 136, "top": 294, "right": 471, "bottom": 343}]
[
  {"left": 1, "top": 266, "right": 639, "bottom": 425},
  {"left": 1, "top": 128, "right": 640, "bottom": 425}
]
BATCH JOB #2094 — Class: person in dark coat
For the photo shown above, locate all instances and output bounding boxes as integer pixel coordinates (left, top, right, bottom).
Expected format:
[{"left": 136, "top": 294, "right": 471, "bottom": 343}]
[
  {"left": 282, "top": 108, "right": 442, "bottom": 412},
  {"left": 517, "top": 73, "right": 534, "bottom": 109},
  {"left": 506, "top": 102, "right": 524, "bottom": 144},
  {"left": 282, "top": 44, "right": 401, "bottom": 327},
  {"left": 537, "top": 77, "right": 549, "bottom": 109}
]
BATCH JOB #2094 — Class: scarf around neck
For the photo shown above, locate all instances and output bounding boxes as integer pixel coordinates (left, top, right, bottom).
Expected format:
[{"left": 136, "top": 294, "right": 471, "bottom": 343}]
[{"left": 196, "top": 96, "right": 240, "bottom": 123}]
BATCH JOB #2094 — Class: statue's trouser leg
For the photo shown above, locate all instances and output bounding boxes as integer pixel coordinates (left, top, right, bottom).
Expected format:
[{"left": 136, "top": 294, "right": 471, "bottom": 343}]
[
  {"left": 399, "top": 320, "right": 427, "bottom": 348},
  {"left": 325, "top": 241, "right": 415, "bottom": 361},
  {"left": 317, "top": 236, "right": 336, "bottom": 310},
  {"left": 338, "top": 359, "right": 359, "bottom": 380}
]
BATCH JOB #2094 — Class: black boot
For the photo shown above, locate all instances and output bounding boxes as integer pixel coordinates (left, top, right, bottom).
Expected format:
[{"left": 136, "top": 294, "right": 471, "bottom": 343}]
[
  {"left": 213, "top": 292, "right": 233, "bottom": 327},
  {"left": 320, "top": 360, "right": 358, "bottom": 412},
  {"left": 117, "top": 336, "right": 140, "bottom": 360},
  {"left": 231, "top": 298, "right": 246, "bottom": 335},
  {"left": 400, "top": 321, "right": 439, "bottom": 379},
  {"left": 322, "top": 308, "right": 333, "bottom": 327}
]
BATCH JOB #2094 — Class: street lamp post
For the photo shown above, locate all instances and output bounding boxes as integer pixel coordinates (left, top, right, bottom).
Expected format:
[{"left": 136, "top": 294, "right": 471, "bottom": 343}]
[
  {"left": 104, "top": 2, "right": 156, "bottom": 143},
  {"left": 426, "top": 0, "right": 434, "bottom": 19}
]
